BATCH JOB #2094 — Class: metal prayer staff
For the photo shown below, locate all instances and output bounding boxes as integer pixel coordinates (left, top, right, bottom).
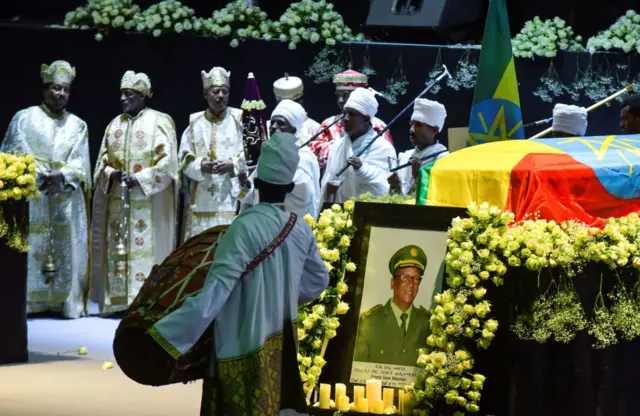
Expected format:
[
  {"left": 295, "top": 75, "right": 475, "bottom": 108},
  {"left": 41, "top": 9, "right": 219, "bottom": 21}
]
[
  {"left": 528, "top": 84, "right": 636, "bottom": 139},
  {"left": 298, "top": 114, "right": 345, "bottom": 149},
  {"left": 389, "top": 149, "right": 450, "bottom": 173},
  {"left": 333, "top": 65, "right": 452, "bottom": 180}
]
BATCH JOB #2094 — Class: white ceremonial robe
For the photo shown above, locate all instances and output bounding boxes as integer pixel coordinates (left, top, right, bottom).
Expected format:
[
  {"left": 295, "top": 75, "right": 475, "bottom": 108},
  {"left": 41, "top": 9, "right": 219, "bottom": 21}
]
[
  {"left": 1, "top": 105, "right": 91, "bottom": 318},
  {"left": 396, "top": 142, "right": 449, "bottom": 195},
  {"left": 180, "top": 108, "right": 245, "bottom": 241},
  {"left": 90, "top": 108, "right": 178, "bottom": 316},
  {"left": 239, "top": 137, "right": 321, "bottom": 219},
  {"left": 148, "top": 203, "right": 329, "bottom": 415},
  {"left": 320, "top": 128, "right": 396, "bottom": 206}
]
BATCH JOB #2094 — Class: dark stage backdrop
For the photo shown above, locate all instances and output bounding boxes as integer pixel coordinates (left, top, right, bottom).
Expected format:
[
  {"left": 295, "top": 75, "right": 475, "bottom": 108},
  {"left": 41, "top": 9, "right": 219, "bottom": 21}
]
[{"left": 0, "top": 25, "right": 637, "bottom": 167}]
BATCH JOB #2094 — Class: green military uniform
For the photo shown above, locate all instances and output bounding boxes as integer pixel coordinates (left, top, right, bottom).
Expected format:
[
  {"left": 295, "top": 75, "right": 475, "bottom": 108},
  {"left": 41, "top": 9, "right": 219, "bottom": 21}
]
[{"left": 354, "top": 245, "right": 431, "bottom": 367}]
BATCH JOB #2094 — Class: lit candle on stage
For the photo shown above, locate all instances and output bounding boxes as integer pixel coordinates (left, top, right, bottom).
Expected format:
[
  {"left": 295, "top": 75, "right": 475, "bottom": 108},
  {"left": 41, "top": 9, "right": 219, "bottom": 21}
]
[
  {"left": 354, "top": 385, "right": 365, "bottom": 402},
  {"left": 357, "top": 397, "right": 369, "bottom": 412},
  {"left": 319, "top": 383, "right": 331, "bottom": 409},
  {"left": 371, "top": 399, "right": 384, "bottom": 414},
  {"left": 366, "top": 379, "right": 382, "bottom": 404},
  {"left": 383, "top": 388, "right": 394, "bottom": 410},
  {"left": 398, "top": 391, "right": 405, "bottom": 414},
  {"left": 335, "top": 383, "right": 346, "bottom": 401},
  {"left": 337, "top": 395, "right": 350, "bottom": 411},
  {"left": 401, "top": 391, "right": 413, "bottom": 416}
]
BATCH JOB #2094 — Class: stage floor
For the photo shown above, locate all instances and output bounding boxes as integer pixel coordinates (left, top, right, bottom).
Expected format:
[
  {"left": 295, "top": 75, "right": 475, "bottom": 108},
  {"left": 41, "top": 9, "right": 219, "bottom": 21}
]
[{"left": 0, "top": 302, "right": 202, "bottom": 415}]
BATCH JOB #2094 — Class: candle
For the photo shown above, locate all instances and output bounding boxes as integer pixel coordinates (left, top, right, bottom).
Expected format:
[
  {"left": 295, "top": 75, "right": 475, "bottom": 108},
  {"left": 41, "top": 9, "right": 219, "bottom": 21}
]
[
  {"left": 319, "top": 383, "right": 331, "bottom": 409},
  {"left": 354, "top": 385, "right": 365, "bottom": 402},
  {"left": 335, "top": 383, "right": 346, "bottom": 402},
  {"left": 383, "top": 388, "right": 394, "bottom": 410},
  {"left": 371, "top": 399, "right": 384, "bottom": 414},
  {"left": 398, "top": 391, "right": 404, "bottom": 414},
  {"left": 337, "top": 395, "right": 350, "bottom": 411},
  {"left": 401, "top": 391, "right": 413, "bottom": 416},
  {"left": 356, "top": 397, "right": 369, "bottom": 412},
  {"left": 366, "top": 379, "right": 382, "bottom": 403}
]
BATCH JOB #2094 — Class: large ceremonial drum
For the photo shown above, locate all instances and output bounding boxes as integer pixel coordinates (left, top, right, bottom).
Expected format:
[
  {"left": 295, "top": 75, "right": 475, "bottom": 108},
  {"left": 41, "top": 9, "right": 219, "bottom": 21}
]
[{"left": 113, "top": 225, "right": 228, "bottom": 386}]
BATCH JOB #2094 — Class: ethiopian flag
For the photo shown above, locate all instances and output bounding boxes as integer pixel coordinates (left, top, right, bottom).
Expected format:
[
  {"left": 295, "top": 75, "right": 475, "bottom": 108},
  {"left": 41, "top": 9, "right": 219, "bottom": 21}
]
[
  {"left": 467, "top": 0, "right": 524, "bottom": 146},
  {"left": 416, "top": 136, "right": 640, "bottom": 227}
]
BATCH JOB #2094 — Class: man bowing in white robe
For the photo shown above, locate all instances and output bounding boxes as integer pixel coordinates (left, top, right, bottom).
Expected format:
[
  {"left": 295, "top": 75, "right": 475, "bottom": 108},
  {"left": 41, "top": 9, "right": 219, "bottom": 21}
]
[
  {"left": 147, "top": 132, "right": 329, "bottom": 416},
  {"left": 320, "top": 87, "right": 396, "bottom": 206},
  {"left": 388, "top": 98, "right": 449, "bottom": 196},
  {"left": 239, "top": 99, "right": 321, "bottom": 218}
]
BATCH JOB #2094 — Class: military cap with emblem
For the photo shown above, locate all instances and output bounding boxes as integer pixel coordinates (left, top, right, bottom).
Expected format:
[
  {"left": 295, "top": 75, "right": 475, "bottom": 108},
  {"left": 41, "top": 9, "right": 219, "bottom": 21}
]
[{"left": 388, "top": 245, "right": 427, "bottom": 275}]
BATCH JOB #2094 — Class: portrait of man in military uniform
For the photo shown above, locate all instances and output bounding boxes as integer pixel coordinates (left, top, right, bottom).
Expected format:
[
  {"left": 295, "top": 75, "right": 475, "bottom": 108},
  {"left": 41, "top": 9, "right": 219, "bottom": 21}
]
[{"left": 353, "top": 244, "right": 431, "bottom": 367}]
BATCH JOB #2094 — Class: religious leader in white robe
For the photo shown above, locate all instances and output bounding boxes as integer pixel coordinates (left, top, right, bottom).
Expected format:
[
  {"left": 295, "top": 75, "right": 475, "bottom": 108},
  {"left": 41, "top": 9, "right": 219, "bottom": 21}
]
[
  {"left": 90, "top": 71, "right": 178, "bottom": 316},
  {"left": 179, "top": 66, "right": 245, "bottom": 242},
  {"left": 239, "top": 100, "right": 321, "bottom": 218},
  {"left": 148, "top": 132, "right": 329, "bottom": 416},
  {"left": 1, "top": 60, "right": 91, "bottom": 318},
  {"left": 267, "top": 74, "right": 321, "bottom": 143},
  {"left": 551, "top": 103, "right": 588, "bottom": 138},
  {"left": 319, "top": 88, "right": 396, "bottom": 207},
  {"left": 388, "top": 98, "right": 449, "bottom": 196}
]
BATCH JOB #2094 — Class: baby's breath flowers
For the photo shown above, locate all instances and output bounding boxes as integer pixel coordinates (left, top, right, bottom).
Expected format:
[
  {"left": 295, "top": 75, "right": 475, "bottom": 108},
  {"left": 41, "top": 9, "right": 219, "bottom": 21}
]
[{"left": 297, "top": 201, "right": 357, "bottom": 395}]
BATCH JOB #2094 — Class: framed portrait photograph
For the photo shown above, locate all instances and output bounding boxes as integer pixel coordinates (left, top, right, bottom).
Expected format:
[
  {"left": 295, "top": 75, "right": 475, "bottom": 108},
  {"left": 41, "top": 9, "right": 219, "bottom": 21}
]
[{"left": 321, "top": 202, "right": 467, "bottom": 390}]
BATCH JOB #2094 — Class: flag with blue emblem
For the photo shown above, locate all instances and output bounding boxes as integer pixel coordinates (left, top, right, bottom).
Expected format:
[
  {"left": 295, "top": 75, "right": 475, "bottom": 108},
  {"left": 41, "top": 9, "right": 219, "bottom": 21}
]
[{"left": 467, "top": 0, "right": 524, "bottom": 146}]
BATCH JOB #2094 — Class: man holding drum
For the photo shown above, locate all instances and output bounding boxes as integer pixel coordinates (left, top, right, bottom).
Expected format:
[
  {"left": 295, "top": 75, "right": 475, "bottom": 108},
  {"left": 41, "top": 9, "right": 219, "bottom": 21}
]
[{"left": 147, "top": 132, "right": 329, "bottom": 415}]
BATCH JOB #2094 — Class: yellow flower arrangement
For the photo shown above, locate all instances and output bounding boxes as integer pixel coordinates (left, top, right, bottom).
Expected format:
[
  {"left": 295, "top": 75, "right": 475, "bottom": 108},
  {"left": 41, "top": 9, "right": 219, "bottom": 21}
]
[
  {"left": 411, "top": 202, "right": 640, "bottom": 414},
  {"left": 0, "top": 153, "right": 38, "bottom": 252},
  {"left": 297, "top": 201, "right": 357, "bottom": 397}
]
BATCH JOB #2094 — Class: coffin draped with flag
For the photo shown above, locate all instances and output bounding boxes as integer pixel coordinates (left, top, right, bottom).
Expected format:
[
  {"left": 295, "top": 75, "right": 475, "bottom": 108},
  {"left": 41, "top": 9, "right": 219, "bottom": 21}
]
[{"left": 416, "top": 136, "right": 640, "bottom": 227}]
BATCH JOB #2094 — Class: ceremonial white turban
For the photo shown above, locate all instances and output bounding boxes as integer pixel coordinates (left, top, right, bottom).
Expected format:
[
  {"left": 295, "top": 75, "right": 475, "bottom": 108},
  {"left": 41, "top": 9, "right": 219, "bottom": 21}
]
[
  {"left": 411, "top": 98, "right": 447, "bottom": 132},
  {"left": 257, "top": 132, "right": 300, "bottom": 185},
  {"left": 552, "top": 104, "right": 588, "bottom": 136},
  {"left": 271, "top": 99, "right": 306, "bottom": 134},
  {"left": 344, "top": 87, "right": 378, "bottom": 119}
]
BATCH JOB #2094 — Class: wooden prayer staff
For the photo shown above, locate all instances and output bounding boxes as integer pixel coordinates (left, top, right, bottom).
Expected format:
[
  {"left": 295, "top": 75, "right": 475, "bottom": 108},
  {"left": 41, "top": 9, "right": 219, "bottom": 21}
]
[
  {"left": 529, "top": 84, "right": 636, "bottom": 139},
  {"left": 389, "top": 149, "right": 450, "bottom": 173},
  {"left": 333, "top": 65, "right": 452, "bottom": 179},
  {"left": 298, "top": 114, "right": 345, "bottom": 149}
]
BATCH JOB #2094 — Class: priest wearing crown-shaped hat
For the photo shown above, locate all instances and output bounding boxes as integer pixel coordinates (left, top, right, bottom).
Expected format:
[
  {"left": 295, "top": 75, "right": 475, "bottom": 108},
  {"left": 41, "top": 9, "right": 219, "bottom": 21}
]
[
  {"left": 148, "top": 132, "right": 328, "bottom": 416},
  {"left": 178, "top": 66, "right": 246, "bottom": 242},
  {"left": 388, "top": 99, "right": 449, "bottom": 196},
  {"left": 310, "top": 67, "right": 394, "bottom": 173},
  {"left": 1, "top": 60, "right": 92, "bottom": 319},
  {"left": 269, "top": 74, "right": 321, "bottom": 143},
  {"left": 90, "top": 70, "right": 179, "bottom": 316}
]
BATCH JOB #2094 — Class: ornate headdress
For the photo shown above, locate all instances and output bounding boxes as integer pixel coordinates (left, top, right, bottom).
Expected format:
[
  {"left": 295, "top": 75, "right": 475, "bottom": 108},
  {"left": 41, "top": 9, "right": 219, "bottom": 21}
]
[
  {"left": 120, "top": 71, "right": 152, "bottom": 97},
  {"left": 273, "top": 74, "right": 304, "bottom": 101},
  {"left": 333, "top": 69, "right": 368, "bottom": 91},
  {"left": 40, "top": 60, "right": 76, "bottom": 85},
  {"left": 202, "top": 67, "right": 231, "bottom": 89}
]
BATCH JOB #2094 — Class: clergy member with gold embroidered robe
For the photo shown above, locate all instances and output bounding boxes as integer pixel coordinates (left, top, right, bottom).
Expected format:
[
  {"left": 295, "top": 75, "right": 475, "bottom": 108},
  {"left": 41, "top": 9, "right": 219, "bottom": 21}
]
[
  {"left": 179, "top": 66, "right": 245, "bottom": 241},
  {"left": 90, "top": 71, "right": 178, "bottom": 316},
  {"left": 1, "top": 60, "right": 91, "bottom": 318},
  {"left": 148, "top": 132, "right": 329, "bottom": 416},
  {"left": 320, "top": 88, "right": 396, "bottom": 206}
]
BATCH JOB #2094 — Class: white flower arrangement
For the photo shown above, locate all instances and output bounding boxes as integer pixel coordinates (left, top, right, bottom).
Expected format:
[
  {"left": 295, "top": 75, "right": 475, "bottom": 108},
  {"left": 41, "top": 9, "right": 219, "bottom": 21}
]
[
  {"left": 63, "top": 0, "right": 141, "bottom": 41},
  {"left": 512, "top": 16, "right": 583, "bottom": 59},
  {"left": 270, "top": 0, "right": 364, "bottom": 51},
  {"left": 586, "top": 10, "right": 640, "bottom": 54},
  {"left": 133, "top": 0, "right": 199, "bottom": 38},
  {"left": 198, "top": 0, "right": 271, "bottom": 48}
]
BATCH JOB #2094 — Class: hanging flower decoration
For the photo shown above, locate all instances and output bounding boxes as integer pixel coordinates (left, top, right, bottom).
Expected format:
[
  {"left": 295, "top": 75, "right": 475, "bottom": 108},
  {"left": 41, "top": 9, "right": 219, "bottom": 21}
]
[
  {"left": 62, "top": 0, "right": 141, "bottom": 41},
  {"left": 133, "top": 0, "right": 199, "bottom": 38},
  {"left": 197, "top": 0, "right": 271, "bottom": 48},
  {"left": 512, "top": 16, "right": 583, "bottom": 58},
  {"left": 587, "top": 10, "right": 640, "bottom": 54},
  {"left": 270, "top": 0, "right": 364, "bottom": 51},
  {"left": 297, "top": 201, "right": 357, "bottom": 395}
]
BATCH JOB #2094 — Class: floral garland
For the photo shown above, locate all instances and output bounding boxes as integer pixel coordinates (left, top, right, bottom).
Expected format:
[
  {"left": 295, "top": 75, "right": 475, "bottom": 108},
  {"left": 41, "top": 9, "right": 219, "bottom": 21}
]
[
  {"left": 512, "top": 16, "right": 583, "bottom": 59},
  {"left": 198, "top": 0, "right": 271, "bottom": 48},
  {"left": 587, "top": 10, "right": 640, "bottom": 54},
  {"left": 133, "top": 0, "right": 199, "bottom": 38},
  {"left": 409, "top": 201, "right": 640, "bottom": 414},
  {"left": 297, "top": 201, "right": 357, "bottom": 396},
  {"left": 0, "top": 153, "right": 39, "bottom": 252},
  {"left": 63, "top": 0, "right": 141, "bottom": 41}
]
